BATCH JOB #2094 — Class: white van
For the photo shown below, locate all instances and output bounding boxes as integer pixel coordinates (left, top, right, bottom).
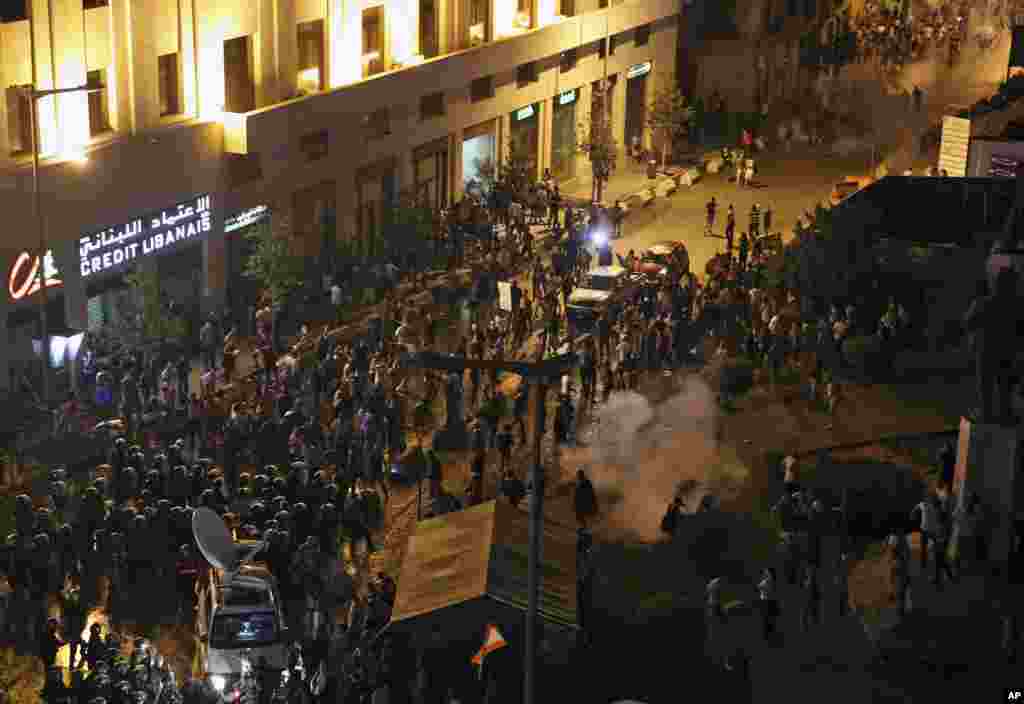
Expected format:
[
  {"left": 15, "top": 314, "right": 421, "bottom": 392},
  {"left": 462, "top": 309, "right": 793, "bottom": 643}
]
[{"left": 193, "top": 511, "right": 290, "bottom": 701}]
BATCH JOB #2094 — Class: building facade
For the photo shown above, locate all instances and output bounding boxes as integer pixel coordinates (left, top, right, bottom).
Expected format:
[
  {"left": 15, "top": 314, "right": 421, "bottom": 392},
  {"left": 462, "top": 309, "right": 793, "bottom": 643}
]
[
  {"left": 680, "top": 0, "right": 828, "bottom": 114},
  {"left": 0, "top": 0, "right": 679, "bottom": 391}
]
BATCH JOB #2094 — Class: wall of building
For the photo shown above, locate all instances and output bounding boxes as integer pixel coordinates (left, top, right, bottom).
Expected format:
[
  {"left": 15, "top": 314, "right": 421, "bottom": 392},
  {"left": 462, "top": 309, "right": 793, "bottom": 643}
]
[{"left": 0, "top": 0, "right": 678, "bottom": 390}]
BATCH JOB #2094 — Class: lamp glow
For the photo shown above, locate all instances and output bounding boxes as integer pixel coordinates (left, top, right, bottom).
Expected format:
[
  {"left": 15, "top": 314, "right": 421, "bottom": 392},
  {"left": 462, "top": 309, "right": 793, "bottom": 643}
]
[{"left": 61, "top": 149, "right": 88, "bottom": 164}]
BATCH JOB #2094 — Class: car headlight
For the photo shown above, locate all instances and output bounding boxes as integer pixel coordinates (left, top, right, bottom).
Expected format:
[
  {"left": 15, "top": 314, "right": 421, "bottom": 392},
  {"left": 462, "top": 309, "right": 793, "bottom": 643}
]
[{"left": 210, "top": 675, "right": 227, "bottom": 692}]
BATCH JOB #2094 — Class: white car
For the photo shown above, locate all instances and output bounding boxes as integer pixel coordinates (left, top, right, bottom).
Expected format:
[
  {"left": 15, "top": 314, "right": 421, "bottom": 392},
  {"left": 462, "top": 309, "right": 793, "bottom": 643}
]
[{"left": 196, "top": 556, "right": 291, "bottom": 701}]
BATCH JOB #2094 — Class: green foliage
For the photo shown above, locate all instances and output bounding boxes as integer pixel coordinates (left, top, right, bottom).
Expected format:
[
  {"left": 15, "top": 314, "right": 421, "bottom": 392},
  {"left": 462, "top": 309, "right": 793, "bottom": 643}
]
[
  {"left": 578, "top": 84, "right": 618, "bottom": 200},
  {"left": 244, "top": 220, "right": 306, "bottom": 305},
  {"left": 124, "top": 268, "right": 188, "bottom": 344},
  {"left": 646, "top": 86, "right": 695, "bottom": 168}
]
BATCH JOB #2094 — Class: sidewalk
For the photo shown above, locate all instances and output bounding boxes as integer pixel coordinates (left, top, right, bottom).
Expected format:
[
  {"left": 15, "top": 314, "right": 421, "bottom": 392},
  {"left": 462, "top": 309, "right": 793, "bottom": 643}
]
[{"left": 562, "top": 159, "right": 677, "bottom": 205}]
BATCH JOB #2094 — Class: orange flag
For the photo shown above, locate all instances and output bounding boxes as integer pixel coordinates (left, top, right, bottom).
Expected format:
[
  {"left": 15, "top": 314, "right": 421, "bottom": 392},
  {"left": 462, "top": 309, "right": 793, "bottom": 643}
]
[{"left": 471, "top": 624, "right": 508, "bottom": 666}]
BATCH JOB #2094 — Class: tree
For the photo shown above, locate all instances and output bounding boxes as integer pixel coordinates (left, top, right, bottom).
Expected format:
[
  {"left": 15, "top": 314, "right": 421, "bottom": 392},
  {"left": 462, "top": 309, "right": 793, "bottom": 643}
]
[
  {"left": 124, "top": 267, "right": 188, "bottom": 347},
  {"left": 465, "top": 133, "right": 535, "bottom": 201},
  {"left": 578, "top": 83, "right": 618, "bottom": 203},
  {"left": 647, "top": 86, "right": 695, "bottom": 171},
  {"left": 244, "top": 222, "right": 306, "bottom": 307}
]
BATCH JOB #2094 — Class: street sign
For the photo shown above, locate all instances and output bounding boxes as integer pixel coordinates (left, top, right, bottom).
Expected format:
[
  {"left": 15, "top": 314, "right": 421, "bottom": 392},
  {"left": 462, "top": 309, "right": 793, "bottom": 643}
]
[{"left": 938, "top": 116, "right": 971, "bottom": 177}]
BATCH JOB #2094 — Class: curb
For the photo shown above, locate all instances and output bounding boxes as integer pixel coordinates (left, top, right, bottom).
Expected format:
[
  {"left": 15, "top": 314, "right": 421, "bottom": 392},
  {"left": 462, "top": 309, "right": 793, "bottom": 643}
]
[{"left": 790, "top": 426, "right": 959, "bottom": 462}]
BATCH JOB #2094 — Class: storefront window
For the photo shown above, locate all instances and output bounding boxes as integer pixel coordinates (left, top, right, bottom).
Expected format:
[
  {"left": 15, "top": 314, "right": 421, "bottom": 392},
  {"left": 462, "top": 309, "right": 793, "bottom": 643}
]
[{"left": 551, "top": 90, "right": 577, "bottom": 180}]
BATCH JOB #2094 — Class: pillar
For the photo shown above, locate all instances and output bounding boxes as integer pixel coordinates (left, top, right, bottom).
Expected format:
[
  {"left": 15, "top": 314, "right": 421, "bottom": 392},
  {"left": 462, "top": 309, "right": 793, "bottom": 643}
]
[
  {"left": 109, "top": 0, "right": 135, "bottom": 132},
  {"left": 179, "top": 0, "right": 198, "bottom": 117},
  {"left": 452, "top": 127, "right": 465, "bottom": 200},
  {"left": 127, "top": 0, "right": 160, "bottom": 130},
  {"left": 274, "top": 0, "right": 298, "bottom": 101}
]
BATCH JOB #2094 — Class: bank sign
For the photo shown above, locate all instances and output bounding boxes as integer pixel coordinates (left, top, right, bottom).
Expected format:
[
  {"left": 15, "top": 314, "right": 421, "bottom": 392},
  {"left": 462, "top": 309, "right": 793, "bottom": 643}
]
[{"left": 79, "top": 194, "right": 213, "bottom": 278}]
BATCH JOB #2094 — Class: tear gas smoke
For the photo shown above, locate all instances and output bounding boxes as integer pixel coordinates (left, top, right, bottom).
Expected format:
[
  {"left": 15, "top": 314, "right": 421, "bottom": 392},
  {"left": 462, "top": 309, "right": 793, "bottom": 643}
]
[{"left": 569, "top": 375, "right": 743, "bottom": 543}]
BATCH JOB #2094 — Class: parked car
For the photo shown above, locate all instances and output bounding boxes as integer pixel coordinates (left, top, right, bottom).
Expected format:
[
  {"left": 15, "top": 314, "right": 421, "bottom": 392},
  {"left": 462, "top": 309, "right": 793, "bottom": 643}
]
[{"left": 637, "top": 240, "right": 690, "bottom": 278}]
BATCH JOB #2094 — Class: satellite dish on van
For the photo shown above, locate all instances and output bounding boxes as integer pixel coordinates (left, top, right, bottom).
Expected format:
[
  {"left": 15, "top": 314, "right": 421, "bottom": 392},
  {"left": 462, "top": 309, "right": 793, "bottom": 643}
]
[{"left": 193, "top": 507, "right": 239, "bottom": 574}]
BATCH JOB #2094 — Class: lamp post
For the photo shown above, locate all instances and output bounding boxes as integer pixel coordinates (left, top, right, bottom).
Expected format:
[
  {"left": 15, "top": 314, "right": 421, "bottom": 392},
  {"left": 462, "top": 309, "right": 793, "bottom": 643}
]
[{"left": 24, "top": 81, "right": 100, "bottom": 404}]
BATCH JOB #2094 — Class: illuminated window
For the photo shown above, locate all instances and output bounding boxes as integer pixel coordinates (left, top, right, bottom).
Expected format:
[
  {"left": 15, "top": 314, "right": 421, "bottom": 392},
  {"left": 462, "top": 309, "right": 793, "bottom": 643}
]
[
  {"left": 300, "top": 130, "right": 329, "bottom": 161},
  {"left": 224, "top": 36, "right": 255, "bottom": 113},
  {"left": 516, "top": 0, "right": 532, "bottom": 29},
  {"left": 87, "top": 69, "right": 110, "bottom": 136},
  {"left": 420, "top": 0, "right": 438, "bottom": 58},
  {"left": 297, "top": 20, "right": 326, "bottom": 92},
  {"left": 470, "top": 76, "right": 494, "bottom": 102},
  {"left": 158, "top": 53, "right": 181, "bottom": 116},
  {"left": 420, "top": 92, "right": 445, "bottom": 120},
  {"left": 468, "top": 0, "right": 488, "bottom": 45},
  {"left": 5, "top": 85, "right": 32, "bottom": 154},
  {"left": 362, "top": 7, "right": 384, "bottom": 77},
  {"left": 516, "top": 62, "right": 538, "bottom": 88},
  {"left": 635, "top": 24, "right": 650, "bottom": 46},
  {"left": 560, "top": 48, "right": 577, "bottom": 73}
]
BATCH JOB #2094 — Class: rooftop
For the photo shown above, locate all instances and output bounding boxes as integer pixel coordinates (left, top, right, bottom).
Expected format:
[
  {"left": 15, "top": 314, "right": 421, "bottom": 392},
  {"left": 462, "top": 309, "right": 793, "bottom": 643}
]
[{"left": 833, "top": 176, "right": 1018, "bottom": 246}]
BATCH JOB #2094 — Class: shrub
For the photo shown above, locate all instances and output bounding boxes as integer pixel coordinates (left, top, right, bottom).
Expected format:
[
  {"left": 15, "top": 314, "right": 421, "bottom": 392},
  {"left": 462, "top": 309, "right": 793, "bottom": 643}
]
[{"left": 843, "top": 335, "right": 883, "bottom": 375}]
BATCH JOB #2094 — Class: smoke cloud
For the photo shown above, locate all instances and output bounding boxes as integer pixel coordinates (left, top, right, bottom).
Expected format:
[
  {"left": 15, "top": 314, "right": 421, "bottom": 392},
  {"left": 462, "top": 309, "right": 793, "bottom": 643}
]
[{"left": 568, "top": 375, "right": 746, "bottom": 543}]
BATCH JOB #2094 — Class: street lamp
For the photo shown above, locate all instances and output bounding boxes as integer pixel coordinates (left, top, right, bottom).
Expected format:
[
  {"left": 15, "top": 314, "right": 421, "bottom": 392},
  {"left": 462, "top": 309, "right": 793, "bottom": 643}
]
[{"left": 24, "top": 80, "right": 102, "bottom": 405}]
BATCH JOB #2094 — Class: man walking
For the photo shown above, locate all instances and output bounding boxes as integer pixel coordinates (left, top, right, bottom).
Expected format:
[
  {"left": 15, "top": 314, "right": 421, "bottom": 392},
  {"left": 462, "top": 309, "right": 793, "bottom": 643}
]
[{"left": 706, "top": 197, "right": 717, "bottom": 235}]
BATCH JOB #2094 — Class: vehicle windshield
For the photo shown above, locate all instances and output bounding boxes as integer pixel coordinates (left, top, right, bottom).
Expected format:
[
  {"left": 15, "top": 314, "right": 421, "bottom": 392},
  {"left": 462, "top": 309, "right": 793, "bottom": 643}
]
[{"left": 210, "top": 611, "right": 278, "bottom": 650}]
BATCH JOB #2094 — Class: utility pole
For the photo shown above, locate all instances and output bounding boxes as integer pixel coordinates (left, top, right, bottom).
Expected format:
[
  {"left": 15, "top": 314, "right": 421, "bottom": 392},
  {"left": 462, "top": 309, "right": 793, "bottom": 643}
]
[{"left": 400, "top": 350, "right": 578, "bottom": 704}]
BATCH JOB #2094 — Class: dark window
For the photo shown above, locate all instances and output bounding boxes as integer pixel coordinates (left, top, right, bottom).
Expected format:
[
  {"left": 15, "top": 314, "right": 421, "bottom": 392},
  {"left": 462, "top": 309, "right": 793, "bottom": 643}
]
[
  {"left": 83, "top": 0, "right": 109, "bottom": 8},
  {"left": 517, "top": 62, "right": 537, "bottom": 88},
  {"left": 597, "top": 0, "right": 608, "bottom": 7},
  {"left": 635, "top": 24, "right": 650, "bottom": 46},
  {"left": 470, "top": 76, "right": 494, "bottom": 102},
  {"left": 1, "top": 0, "right": 28, "bottom": 22},
  {"left": 560, "top": 0, "right": 574, "bottom": 16},
  {"left": 297, "top": 20, "right": 325, "bottom": 92},
  {"left": 6, "top": 85, "right": 32, "bottom": 154},
  {"left": 610, "top": 33, "right": 619, "bottom": 55},
  {"left": 362, "top": 7, "right": 384, "bottom": 76},
  {"left": 224, "top": 36, "right": 255, "bottom": 113},
  {"left": 597, "top": 39, "right": 606, "bottom": 60},
  {"left": 420, "top": 92, "right": 445, "bottom": 120},
  {"left": 804, "top": 0, "right": 816, "bottom": 18},
  {"left": 158, "top": 53, "right": 180, "bottom": 116},
  {"left": 786, "top": 0, "right": 797, "bottom": 16},
  {"left": 560, "top": 48, "right": 577, "bottom": 73},
  {"left": 363, "top": 108, "right": 390, "bottom": 138},
  {"left": 87, "top": 69, "right": 110, "bottom": 136},
  {"left": 225, "top": 153, "right": 263, "bottom": 188},
  {"left": 299, "top": 130, "right": 329, "bottom": 161},
  {"left": 420, "top": 0, "right": 438, "bottom": 57}
]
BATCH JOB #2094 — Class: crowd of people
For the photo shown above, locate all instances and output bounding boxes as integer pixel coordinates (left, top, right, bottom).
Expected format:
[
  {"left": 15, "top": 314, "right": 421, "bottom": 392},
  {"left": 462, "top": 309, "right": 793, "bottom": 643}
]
[{"left": 4, "top": 84, "right": 1023, "bottom": 702}]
